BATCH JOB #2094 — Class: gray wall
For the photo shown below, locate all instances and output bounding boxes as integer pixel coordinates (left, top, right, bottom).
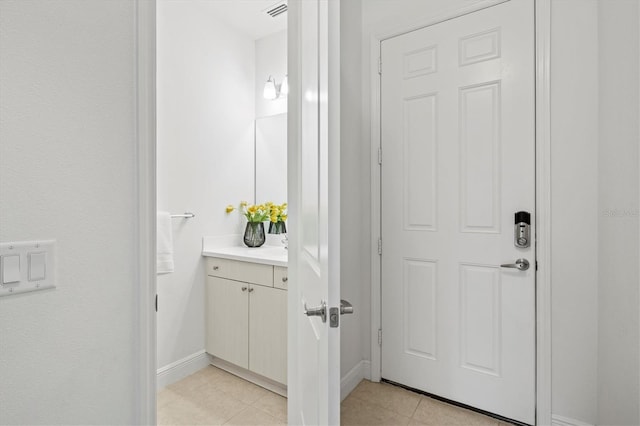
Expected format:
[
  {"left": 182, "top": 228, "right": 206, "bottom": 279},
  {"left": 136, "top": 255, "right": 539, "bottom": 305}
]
[
  {"left": 552, "top": 2, "right": 639, "bottom": 424},
  {"left": 551, "top": 1, "right": 600, "bottom": 422},
  {"left": 597, "top": 1, "right": 639, "bottom": 424},
  {"left": 340, "top": 0, "right": 368, "bottom": 379}
]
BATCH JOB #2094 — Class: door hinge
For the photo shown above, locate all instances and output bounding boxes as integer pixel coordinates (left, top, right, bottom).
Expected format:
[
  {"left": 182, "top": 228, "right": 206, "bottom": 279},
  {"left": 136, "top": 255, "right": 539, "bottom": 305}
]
[
  {"left": 378, "top": 57, "right": 382, "bottom": 75},
  {"left": 536, "top": 260, "right": 539, "bottom": 271},
  {"left": 378, "top": 147, "right": 382, "bottom": 165},
  {"left": 378, "top": 329, "right": 382, "bottom": 346},
  {"left": 377, "top": 238, "right": 382, "bottom": 255},
  {"left": 155, "top": 294, "right": 158, "bottom": 312}
]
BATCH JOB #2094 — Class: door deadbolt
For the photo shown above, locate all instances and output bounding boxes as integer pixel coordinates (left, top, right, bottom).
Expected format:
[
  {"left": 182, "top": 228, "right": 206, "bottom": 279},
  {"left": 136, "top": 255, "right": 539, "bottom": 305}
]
[
  {"left": 330, "top": 300, "right": 354, "bottom": 328},
  {"left": 514, "top": 211, "right": 531, "bottom": 248}
]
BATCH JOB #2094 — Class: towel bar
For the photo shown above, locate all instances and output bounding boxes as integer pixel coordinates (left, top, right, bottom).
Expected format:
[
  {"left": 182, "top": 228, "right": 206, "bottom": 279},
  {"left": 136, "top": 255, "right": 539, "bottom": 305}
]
[{"left": 170, "top": 212, "right": 195, "bottom": 219}]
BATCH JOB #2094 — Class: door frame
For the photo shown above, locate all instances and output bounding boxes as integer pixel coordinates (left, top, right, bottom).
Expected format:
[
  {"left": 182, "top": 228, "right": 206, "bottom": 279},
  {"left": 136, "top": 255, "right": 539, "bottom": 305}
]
[
  {"left": 135, "top": 0, "right": 157, "bottom": 425},
  {"left": 368, "top": 1, "right": 551, "bottom": 424},
  {"left": 135, "top": 0, "right": 346, "bottom": 424}
]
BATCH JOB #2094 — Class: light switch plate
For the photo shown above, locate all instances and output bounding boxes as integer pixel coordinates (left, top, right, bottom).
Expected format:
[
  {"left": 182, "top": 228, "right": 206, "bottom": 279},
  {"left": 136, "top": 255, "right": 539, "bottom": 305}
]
[{"left": 0, "top": 240, "right": 56, "bottom": 297}]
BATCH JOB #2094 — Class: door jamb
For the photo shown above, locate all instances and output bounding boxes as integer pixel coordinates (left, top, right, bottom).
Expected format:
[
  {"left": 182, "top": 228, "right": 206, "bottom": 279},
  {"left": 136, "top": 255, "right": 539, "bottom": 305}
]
[
  {"left": 368, "top": 1, "right": 552, "bottom": 424},
  {"left": 135, "top": 1, "right": 157, "bottom": 425},
  {"left": 534, "top": 1, "right": 552, "bottom": 424}
]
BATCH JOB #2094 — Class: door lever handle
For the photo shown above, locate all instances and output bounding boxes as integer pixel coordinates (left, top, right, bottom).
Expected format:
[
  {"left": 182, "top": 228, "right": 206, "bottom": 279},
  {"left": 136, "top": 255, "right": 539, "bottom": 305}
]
[
  {"left": 340, "top": 299, "right": 354, "bottom": 315},
  {"left": 304, "top": 301, "right": 327, "bottom": 323},
  {"left": 500, "top": 258, "right": 530, "bottom": 271}
]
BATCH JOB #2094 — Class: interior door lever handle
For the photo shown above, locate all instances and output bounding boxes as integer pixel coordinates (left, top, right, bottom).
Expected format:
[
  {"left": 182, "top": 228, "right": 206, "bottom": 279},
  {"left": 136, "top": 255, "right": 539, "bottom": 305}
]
[
  {"left": 340, "top": 299, "right": 354, "bottom": 315},
  {"left": 500, "top": 258, "right": 530, "bottom": 271},
  {"left": 304, "top": 301, "right": 327, "bottom": 323}
]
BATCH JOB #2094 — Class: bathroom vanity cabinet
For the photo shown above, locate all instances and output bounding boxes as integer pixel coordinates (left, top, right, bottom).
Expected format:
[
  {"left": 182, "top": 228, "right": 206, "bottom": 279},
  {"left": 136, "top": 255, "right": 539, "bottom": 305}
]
[{"left": 205, "top": 257, "right": 287, "bottom": 385}]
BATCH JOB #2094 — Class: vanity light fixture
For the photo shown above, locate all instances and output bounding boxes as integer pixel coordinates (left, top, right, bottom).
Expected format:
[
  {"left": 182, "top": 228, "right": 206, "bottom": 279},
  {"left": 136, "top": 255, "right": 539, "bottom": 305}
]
[
  {"left": 263, "top": 75, "right": 288, "bottom": 100},
  {"left": 263, "top": 75, "right": 278, "bottom": 100}
]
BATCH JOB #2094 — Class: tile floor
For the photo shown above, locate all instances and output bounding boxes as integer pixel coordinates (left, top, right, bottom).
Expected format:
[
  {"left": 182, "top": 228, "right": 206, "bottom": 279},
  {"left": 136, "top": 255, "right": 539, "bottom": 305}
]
[
  {"left": 158, "top": 366, "right": 514, "bottom": 426},
  {"left": 341, "top": 380, "right": 513, "bottom": 426},
  {"left": 158, "top": 366, "right": 286, "bottom": 425}
]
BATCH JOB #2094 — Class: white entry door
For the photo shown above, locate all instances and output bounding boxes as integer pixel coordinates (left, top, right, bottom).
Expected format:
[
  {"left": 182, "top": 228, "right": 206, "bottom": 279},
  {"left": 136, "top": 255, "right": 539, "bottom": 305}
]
[
  {"left": 380, "top": 1, "right": 535, "bottom": 424},
  {"left": 287, "top": 0, "right": 341, "bottom": 424}
]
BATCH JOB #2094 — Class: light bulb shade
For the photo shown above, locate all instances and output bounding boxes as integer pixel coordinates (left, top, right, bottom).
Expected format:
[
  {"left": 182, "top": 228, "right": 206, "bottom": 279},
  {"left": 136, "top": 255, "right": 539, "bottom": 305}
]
[
  {"left": 280, "top": 75, "right": 289, "bottom": 96},
  {"left": 263, "top": 76, "right": 277, "bottom": 100}
]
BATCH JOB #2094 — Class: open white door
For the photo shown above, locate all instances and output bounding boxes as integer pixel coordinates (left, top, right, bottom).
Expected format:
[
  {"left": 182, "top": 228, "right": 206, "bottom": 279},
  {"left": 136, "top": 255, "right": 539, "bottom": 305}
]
[{"left": 287, "top": 0, "right": 341, "bottom": 425}]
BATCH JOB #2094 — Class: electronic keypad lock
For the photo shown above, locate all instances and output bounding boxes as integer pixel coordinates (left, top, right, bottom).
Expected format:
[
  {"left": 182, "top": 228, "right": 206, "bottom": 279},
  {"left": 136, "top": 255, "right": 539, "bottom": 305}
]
[{"left": 514, "top": 211, "right": 531, "bottom": 248}]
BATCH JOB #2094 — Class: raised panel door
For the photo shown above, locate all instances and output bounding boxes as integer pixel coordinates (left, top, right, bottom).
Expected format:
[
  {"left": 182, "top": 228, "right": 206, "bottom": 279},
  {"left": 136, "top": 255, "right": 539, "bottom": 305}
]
[
  {"left": 289, "top": 0, "right": 341, "bottom": 423},
  {"left": 381, "top": 0, "right": 535, "bottom": 423}
]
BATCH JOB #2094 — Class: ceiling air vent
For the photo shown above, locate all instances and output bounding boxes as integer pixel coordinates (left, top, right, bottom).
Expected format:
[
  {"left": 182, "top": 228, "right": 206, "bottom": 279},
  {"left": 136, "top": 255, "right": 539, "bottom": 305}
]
[{"left": 265, "top": 1, "right": 287, "bottom": 18}]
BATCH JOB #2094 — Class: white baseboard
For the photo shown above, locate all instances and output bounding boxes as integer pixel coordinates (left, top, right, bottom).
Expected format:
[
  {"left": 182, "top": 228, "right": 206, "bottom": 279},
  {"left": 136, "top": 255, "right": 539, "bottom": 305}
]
[
  {"left": 341, "top": 360, "right": 371, "bottom": 401},
  {"left": 209, "top": 356, "right": 288, "bottom": 397},
  {"left": 156, "top": 350, "right": 210, "bottom": 390},
  {"left": 552, "top": 414, "right": 594, "bottom": 426},
  {"left": 158, "top": 353, "right": 372, "bottom": 401}
]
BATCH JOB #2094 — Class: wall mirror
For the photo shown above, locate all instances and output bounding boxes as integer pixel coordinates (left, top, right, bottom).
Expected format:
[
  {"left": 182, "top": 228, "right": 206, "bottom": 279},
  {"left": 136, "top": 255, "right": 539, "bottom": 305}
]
[{"left": 255, "top": 113, "right": 287, "bottom": 205}]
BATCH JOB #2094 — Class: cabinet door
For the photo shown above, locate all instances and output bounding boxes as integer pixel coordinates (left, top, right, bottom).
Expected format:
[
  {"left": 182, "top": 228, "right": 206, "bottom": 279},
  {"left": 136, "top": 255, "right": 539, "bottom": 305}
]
[
  {"left": 206, "top": 276, "right": 249, "bottom": 369},
  {"left": 248, "top": 285, "right": 287, "bottom": 384}
]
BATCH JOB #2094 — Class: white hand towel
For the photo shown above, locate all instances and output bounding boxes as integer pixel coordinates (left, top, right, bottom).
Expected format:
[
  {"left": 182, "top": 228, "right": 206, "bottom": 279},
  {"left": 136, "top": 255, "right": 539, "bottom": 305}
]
[{"left": 157, "top": 211, "right": 174, "bottom": 274}]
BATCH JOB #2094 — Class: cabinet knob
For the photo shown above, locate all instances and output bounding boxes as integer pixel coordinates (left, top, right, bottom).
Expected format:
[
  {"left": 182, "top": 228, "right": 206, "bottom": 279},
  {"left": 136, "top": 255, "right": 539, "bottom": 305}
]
[
  {"left": 241, "top": 286, "right": 248, "bottom": 291},
  {"left": 213, "top": 266, "right": 219, "bottom": 271},
  {"left": 248, "top": 287, "right": 254, "bottom": 293},
  {"left": 282, "top": 277, "right": 288, "bottom": 282}
]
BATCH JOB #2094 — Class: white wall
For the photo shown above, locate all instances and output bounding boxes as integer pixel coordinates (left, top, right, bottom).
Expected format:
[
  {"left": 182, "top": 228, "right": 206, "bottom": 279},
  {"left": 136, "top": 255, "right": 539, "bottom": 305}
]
[
  {"left": 550, "top": 1, "right": 600, "bottom": 423},
  {"left": 340, "top": 0, "right": 367, "bottom": 380},
  {"left": 0, "top": 1, "right": 138, "bottom": 424},
  {"left": 362, "top": 0, "right": 484, "bottom": 36},
  {"left": 256, "top": 30, "right": 287, "bottom": 118},
  {"left": 156, "top": 0, "right": 255, "bottom": 371},
  {"left": 254, "top": 31, "right": 288, "bottom": 207},
  {"left": 597, "top": 1, "right": 639, "bottom": 424}
]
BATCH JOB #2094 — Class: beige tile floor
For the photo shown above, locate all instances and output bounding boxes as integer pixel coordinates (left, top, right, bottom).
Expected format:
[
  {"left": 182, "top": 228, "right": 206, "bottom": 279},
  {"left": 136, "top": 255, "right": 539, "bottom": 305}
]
[
  {"left": 158, "top": 366, "right": 514, "bottom": 426},
  {"left": 158, "top": 366, "right": 286, "bottom": 426},
  {"left": 341, "top": 380, "right": 514, "bottom": 426}
]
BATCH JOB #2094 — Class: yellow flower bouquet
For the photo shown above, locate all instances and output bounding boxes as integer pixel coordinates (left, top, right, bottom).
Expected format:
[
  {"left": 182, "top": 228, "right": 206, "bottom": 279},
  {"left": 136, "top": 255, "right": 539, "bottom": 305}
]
[
  {"left": 226, "top": 201, "right": 270, "bottom": 223},
  {"left": 267, "top": 202, "right": 287, "bottom": 234},
  {"left": 225, "top": 201, "right": 287, "bottom": 246},
  {"left": 225, "top": 201, "right": 287, "bottom": 224}
]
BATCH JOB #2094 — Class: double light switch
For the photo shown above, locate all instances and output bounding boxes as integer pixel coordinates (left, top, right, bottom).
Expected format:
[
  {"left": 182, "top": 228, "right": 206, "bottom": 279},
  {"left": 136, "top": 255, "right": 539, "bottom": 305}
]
[{"left": 0, "top": 240, "right": 55, "bottom": 296}]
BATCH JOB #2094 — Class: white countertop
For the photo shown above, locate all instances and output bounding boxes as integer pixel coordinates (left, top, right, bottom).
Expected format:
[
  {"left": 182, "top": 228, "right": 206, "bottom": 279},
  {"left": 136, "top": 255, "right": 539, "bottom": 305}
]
[{"left": 202, "top": 235, "right": 288, "bottom": 267}]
